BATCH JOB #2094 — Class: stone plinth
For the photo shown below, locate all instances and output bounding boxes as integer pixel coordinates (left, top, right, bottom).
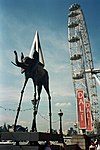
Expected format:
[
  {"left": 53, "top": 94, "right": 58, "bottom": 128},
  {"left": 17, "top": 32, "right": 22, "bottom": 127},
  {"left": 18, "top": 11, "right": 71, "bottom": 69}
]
[{"left": 71, "top": 134, "right": 90, "bottom": 150}]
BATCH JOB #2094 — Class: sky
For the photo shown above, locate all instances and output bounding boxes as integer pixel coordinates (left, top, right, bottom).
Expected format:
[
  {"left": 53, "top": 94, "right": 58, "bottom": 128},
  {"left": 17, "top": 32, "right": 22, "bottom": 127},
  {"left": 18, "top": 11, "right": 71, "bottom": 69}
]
[{"left": 0, "top": 0, "right": 100, "bottom": 132}]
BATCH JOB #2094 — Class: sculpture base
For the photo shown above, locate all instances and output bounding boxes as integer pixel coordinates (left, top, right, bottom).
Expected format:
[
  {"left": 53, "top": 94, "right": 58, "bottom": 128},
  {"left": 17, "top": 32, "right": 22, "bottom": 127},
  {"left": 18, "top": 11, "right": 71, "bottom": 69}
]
[
  {"left": 0, "top": 132, "right": 63, "bottom": 150},
  {"left": 1, "top": 132, "right": 62, "bottom": 142},
  {"left": 71, "top": 134, "right": 90, "bottom": 150}
]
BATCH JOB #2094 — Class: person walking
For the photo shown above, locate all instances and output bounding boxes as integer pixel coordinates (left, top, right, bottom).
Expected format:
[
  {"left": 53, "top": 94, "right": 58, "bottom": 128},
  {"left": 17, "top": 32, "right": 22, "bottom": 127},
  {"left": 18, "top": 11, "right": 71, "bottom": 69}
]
[
  {"left": 44, "top": 141, "right": 51, "bottom": 150},
  {"left": 89, "top": 140, "right": 96, "bottom": 150},
  {"left": 97, "top": 141, "right": 100, "bottom": 150}
]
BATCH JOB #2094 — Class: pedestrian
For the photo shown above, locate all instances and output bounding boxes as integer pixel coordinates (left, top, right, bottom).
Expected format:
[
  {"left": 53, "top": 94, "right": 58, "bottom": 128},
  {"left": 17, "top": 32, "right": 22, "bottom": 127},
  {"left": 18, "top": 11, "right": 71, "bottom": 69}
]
[
  {"left": 89, "top": 140, "right": 96, "bottom": 150},
  {"left": 44, "top": 141, "right": 51, "bottom": 150},
  {"left": 97, "top": 141, "right": 100, "bottom": 150}
]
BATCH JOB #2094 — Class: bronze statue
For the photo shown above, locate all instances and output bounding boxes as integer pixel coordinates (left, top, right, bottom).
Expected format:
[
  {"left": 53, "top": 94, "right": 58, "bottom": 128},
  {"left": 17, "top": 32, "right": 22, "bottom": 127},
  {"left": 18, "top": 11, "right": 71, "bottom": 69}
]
[
  {"left": 13, "top": 50, "right": 51, "bottom": 100},
  {"left": 12, "top": 50, "right": 52, "bottom": 132}
]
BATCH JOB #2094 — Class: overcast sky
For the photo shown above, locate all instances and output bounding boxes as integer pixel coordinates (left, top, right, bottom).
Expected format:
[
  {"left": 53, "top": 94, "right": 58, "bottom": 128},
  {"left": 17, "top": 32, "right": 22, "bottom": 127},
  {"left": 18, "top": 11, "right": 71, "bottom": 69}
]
[{"left": 0, "top": 0, "right": 100, "bottom": 132}]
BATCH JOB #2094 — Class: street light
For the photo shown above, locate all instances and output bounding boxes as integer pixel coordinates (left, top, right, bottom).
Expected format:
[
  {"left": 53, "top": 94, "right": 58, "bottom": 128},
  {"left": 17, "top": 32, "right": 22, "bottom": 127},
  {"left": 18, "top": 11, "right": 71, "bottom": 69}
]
[{"left": 58, "top": 109, "right": 64, "bottom": 143}]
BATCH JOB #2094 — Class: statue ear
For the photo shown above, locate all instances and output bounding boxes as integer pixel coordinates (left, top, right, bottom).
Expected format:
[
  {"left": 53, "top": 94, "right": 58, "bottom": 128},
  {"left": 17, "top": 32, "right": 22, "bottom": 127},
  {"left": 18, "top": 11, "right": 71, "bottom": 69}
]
[{"left": 21, "top": 52, "right": 24, "bottom": 62}]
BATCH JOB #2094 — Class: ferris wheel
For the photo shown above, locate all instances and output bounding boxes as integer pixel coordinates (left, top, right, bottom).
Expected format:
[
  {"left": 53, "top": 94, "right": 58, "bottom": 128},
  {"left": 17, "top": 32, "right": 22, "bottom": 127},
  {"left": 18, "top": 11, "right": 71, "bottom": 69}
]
[{"left": 68, "top": 4, "right": 100, "bottom": 132}]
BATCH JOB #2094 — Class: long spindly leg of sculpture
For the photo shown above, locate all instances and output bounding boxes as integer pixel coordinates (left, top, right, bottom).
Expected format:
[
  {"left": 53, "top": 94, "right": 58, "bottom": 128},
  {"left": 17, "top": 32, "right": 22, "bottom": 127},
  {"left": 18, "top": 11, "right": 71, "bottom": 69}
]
[
  {"left": 21, "top": 77, "right": 28, "bottom": 93},
  {"left": 43, "top": 81, "right": 51, "bottom": 101},
  {"left": 33, "top": 80, "right": 37, "bottom": 100},
  {"left": 43, "top": 77, "right": 52, "bottom": 133},
  {"left": 14, "top": 77, "right": 28, "bottom": 132},
  {"left": 37, "top": 84, "right": 42, "bottom": 100}
]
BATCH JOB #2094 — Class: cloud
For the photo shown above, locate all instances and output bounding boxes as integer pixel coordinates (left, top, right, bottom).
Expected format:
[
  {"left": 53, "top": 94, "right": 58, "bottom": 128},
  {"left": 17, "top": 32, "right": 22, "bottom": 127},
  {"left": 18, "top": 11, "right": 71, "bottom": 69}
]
[{"left": 55, "top": 102, "right": 71, "bottom": 107}]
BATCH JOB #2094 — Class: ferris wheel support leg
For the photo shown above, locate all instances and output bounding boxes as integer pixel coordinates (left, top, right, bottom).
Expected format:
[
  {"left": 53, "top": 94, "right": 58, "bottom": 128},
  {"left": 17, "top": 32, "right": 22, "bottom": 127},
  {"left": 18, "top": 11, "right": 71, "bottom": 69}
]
[{"left": 93, "top": 74, "right": 100, "bottom": 86}]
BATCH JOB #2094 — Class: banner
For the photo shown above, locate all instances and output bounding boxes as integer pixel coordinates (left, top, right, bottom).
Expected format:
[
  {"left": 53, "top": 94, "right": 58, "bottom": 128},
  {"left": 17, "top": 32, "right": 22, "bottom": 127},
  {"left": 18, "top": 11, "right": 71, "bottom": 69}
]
[
  {"left": 86, "top": 101, "right": 92, "bottom": 131},
  {"left": 77, "top": 90, "right": 86, "bottom": 129}
]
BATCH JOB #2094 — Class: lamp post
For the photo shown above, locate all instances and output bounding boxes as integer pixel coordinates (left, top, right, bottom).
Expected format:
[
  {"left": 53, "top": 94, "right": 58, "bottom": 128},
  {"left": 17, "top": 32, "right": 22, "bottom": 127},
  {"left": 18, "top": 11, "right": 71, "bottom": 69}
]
[{"left": 58, "top": 109, "right": 63, "bottom": 142}]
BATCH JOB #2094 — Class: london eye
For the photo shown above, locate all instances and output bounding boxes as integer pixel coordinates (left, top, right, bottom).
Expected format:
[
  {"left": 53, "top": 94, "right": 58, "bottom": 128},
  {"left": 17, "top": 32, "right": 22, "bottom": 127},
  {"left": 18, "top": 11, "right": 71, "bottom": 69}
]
[{"left": 68, "top": 4, "right": 99, "bottom": 133}]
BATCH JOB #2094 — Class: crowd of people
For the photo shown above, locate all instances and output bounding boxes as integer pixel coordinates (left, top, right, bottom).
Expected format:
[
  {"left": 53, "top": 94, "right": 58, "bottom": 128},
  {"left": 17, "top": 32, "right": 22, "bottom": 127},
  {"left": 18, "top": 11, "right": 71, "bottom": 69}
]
[{"left": 43, "top": 139, "right": 100, "bottom": 150}]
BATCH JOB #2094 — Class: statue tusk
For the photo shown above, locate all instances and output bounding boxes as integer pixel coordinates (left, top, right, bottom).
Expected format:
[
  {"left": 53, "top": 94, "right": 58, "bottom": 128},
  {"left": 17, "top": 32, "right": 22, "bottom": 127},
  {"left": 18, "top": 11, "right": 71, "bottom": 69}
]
[{"left": 11, "top": 61, "right": 18, "bottom": 67}]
